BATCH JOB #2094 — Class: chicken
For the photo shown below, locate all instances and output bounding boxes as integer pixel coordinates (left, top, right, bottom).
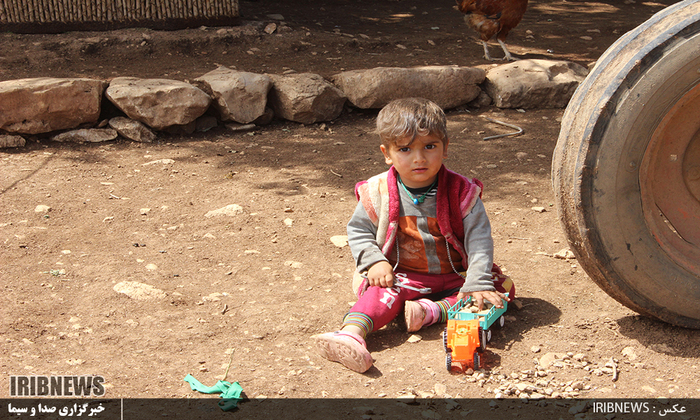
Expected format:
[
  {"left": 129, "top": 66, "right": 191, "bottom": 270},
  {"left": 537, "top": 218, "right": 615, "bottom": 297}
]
[{"left": 455, "top": 0, "right": 528, "bottom": 61}]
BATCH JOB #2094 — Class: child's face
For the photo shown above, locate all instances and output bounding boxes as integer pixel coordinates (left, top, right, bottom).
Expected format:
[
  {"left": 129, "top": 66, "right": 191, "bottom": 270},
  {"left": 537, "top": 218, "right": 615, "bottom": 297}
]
[{"left": 380, "top": 133, "right": 448, "bottom": 188}]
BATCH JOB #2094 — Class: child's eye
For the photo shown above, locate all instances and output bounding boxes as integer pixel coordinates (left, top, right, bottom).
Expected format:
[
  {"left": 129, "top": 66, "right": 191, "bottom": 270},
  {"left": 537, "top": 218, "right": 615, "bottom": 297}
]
[
  {"left": 398, "top": 147, "right": 410, "bottom": 152},
  {"left": 425, "top": 144, "right": 436, "bottom": 150}
]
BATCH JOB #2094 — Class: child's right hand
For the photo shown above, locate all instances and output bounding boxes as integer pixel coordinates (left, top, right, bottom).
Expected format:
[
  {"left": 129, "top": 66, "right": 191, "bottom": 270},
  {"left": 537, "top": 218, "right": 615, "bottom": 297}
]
[{"left": 366, "top": 261, "right": 395, "bottom": 288}]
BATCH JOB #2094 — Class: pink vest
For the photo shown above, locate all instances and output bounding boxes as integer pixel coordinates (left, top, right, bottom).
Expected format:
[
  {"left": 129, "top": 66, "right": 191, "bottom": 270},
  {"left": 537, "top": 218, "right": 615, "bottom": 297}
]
[{"left": 354, "top": 165, "right": 483, "bottom": 264}]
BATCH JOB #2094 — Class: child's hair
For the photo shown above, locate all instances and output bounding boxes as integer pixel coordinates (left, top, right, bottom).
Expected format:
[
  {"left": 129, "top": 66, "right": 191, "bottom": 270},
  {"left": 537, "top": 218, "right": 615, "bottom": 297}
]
[{"left": 376, "top": 98, "right": 448, "bottom": 147}]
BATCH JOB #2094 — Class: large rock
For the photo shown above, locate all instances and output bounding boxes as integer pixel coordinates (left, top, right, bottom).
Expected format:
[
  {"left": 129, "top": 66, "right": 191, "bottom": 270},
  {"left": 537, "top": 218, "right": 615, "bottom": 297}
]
[
  {"left": 193, "top": 67, "right": 272, "bottom": 124},
  {"left": 0, "top": 78, "right": 106, "bottom": 134},
  {"left": 332, "top": 66, "right": 485, "bottom": 110},
  {"left": 105, "top": 77, "right": 212, "bottom": 130},
  {"left": 483, "top": 60, "right": 588, "bottom": 109},
  {"left": 268, "top": 73, "right": 346, "bottom": 124}
]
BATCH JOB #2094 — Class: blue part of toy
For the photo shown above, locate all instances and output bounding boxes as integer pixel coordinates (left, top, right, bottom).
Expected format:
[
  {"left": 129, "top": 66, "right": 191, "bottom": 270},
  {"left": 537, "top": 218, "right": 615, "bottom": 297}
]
[{"left": 447, "top": 293, "right": 509, "bottom": 332}]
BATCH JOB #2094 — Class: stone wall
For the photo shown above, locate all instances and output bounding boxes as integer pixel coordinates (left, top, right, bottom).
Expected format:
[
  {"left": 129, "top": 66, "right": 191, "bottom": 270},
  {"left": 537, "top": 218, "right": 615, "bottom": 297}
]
[{"left": 0, "top": 60, "right": 588, "bottom": 149}]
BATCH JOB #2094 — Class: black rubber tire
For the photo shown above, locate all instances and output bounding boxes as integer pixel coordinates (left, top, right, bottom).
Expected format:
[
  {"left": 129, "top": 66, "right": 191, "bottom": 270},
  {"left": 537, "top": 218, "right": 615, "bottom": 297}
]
[
  {"left": 473, "top": 352, "right": 480, "bottom": 370},
  {"left": 445, "top": 353, "right": 452, "bottom": 372},
  {"left": 442, "top": 328, "right": 449, "bottom": 352},
  {"left": 552, "top": 0, "right": 700, "bottom": 328}
]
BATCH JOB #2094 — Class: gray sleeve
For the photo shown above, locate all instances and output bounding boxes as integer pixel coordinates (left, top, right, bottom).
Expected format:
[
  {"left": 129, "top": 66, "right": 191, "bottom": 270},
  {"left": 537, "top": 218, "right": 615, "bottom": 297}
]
[
  {"left": 459, "top": 198, "right": 496, "bottom": 293},
  {"left": 347, "top": 201, "right": 389, "bottom": 273}
]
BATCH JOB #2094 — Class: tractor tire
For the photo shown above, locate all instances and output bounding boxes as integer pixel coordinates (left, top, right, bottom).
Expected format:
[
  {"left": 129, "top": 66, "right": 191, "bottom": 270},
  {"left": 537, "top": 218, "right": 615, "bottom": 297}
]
[{"left": 552, "top": 0, "right": 700, "bottom": 328}]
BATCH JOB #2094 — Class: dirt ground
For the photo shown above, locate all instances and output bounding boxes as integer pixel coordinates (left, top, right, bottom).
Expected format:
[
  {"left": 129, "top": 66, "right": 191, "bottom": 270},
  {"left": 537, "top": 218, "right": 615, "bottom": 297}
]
[{"left": 2, "top": 0, "right": 700, "bottom": 410}]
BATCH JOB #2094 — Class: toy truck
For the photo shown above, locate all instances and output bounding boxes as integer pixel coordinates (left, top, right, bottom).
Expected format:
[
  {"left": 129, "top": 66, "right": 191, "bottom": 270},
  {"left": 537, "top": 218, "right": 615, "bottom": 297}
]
[{"left": 442, "top": 294, "right": 508, "bottom": 372}]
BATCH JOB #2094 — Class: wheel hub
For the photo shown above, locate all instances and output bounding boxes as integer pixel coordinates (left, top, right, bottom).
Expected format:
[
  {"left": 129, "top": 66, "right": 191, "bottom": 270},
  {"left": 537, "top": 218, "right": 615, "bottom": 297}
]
[{"left": 641, "top": 81, "right": 700, "bottom": 273}]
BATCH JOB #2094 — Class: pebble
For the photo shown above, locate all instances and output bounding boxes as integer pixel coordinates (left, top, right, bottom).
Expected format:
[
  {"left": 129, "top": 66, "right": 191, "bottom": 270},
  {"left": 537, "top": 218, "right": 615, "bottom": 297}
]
[
  {"left": 622, "top": 346, "right": 638, "bottom": 361},
  {"left": 142, "top": 158, "right": 174, "bottom": 165},
  {"left": 35, "top": 204, "right": 51, "bottom": 213},
  {"left": 554, "top": 249, "right": 575, "bottom": 259},
  {"left": 264, "top": 23, "right": 278, "bottom": 34},
  {"left": 531, "top": 206, "right": 546, "bottom": 213},
  {"left": 433, "top": 383, "right": 446, "bottom": 397},
  {"left": 205, "top": 204, "right": 243, "bottom": 217},
  {"left": 330, "top": 235, "right": 348, "bottom": 247},
  {"left": 113, "top": 281, "right": 166, "bottom": 300},
  {"left": 284, "top": 261, "right": 303, "bottom": 269}
]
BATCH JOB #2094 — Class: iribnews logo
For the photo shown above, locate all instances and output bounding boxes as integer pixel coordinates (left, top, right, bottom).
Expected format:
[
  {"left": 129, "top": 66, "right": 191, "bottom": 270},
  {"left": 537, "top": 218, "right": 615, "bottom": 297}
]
[{"left": 9, "top": 376, "right": 106, "bottom": 397}]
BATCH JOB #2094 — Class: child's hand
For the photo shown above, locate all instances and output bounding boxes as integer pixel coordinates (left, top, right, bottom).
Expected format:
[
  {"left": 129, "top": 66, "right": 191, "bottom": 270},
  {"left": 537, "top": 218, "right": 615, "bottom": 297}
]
[
  {"left": 366, "top": 261, "right": 395, "bottom": 288},
  {"left": 457, "top": 290, "right": 510, "bottom": 311}
]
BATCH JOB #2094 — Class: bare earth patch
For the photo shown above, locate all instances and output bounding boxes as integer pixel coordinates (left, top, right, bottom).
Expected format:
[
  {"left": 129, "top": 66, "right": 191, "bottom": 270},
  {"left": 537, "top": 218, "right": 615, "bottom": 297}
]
[{"left": 2, "top": 0, "right": 699, "bottom": 408}]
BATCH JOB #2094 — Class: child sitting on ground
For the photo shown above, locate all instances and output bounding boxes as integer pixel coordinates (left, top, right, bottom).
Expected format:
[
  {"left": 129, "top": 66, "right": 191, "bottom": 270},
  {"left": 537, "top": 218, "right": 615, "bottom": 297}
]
[{"left": 312, "top": 98, "right": 514, "bottom": 373}]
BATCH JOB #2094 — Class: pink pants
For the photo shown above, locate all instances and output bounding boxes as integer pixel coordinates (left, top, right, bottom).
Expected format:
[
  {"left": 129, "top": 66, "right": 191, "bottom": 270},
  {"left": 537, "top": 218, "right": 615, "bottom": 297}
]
[{"left": 350, "top": 267, "right": 514, "bottom": 332}]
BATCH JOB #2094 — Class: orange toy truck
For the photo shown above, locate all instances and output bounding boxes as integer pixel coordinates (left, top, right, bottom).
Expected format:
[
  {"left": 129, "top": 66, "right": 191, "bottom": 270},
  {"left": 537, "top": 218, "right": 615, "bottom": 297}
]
[{"left": 442, "top": 294, "right": 509, "bottom": 372}]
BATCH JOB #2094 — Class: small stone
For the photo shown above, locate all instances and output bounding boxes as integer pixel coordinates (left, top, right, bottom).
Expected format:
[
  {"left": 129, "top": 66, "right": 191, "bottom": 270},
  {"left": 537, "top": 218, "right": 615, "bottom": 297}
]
[
  {"left": 554, "top": 249, "right": 576, "bottom": 259},
  {"left": 142, "top": 158, "right": 175, "bottom": 166},
  {"left": 35, "top": 205, "right": 51, "bottom": 213},
  {"left": 284, "top": 261, "right": 303, "bottom": 269},
  {"left": 140, "top": 208, "right": 151, "bottom": 215},
  {"left": 622, "top": 346, "right": 638, "bottom": 361},
  {"left": 226, "top": 123, "right": 256, "bottom": 132},
  {"left": 205, "top": 204, "right": 244, "bottom": 217},
  {"left": 202, "top": 293, "right": 222, "bottom": 302},
  {"left": 0, "top": 134, "right": 26, "bottom": 148},
  {"left": 531, "top": 206, "right": 546, "bottom": 213},
  {"left": 113, "top": 281, "right": 166, "bottom": 300},
  {"left": 531, "top": 346, "right": 541, "bottom": 353},
  {"left": 52, "top": 128, "right": 118, "bottom": 143},
  {"left": 264, "top": 23, "right": 278, "bottom": 34},
  {"left": 539, "top": 352, "right": 566, "bottom": 369},
  {"left": 284, "top": 218, "right": 293, "bottom": 227},
  {"left": 330, "top": 235, "right": 348, "bottom": 248},
  {"left": 407, "top": 334, "right": 422, "bottom": 343},
  {"left": 434, "top": 383, "right": 447, "bottom": 397}
]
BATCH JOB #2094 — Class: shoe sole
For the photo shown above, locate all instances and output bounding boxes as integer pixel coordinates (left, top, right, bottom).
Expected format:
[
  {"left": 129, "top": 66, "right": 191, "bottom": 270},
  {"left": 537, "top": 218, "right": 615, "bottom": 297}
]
[
  {"left": 404, "top": 301, "right": 425, "bottom": 332},
  {"left": 312, "top": 334, "right": 372, "bottom": 373}
]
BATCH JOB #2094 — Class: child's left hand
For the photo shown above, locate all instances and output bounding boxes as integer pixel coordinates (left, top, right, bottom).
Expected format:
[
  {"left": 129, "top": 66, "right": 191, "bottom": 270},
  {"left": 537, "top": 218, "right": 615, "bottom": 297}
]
[{"left": 457, "top": 290, "right": 510, "bottom": 311}]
